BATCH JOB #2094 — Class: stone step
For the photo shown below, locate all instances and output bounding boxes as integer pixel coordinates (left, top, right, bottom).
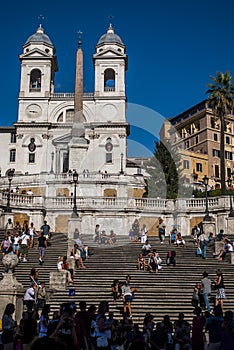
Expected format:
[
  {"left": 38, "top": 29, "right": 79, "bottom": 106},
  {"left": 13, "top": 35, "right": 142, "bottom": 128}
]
[{"left": 1, "top": 231, "right": 233, "bottom": 326}]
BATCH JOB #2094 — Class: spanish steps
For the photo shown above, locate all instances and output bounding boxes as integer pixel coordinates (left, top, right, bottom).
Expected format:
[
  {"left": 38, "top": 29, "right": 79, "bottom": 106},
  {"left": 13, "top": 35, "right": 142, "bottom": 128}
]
[{"left": 0, "top": 231, "right": 234, "bottom": 326}]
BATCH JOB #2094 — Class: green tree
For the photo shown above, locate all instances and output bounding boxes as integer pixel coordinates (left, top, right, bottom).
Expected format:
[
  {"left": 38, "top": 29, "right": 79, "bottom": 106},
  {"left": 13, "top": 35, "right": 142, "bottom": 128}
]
[
  {"left": 146, "top": 140, "right": 180, "bottom": 199},
  {"left": 207, "top": 71, "right": 234, "bottom": 195}
]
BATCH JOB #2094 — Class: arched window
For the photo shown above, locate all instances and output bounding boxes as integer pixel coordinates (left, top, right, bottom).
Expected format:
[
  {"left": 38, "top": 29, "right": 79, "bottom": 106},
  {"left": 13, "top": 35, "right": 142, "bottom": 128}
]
[
  {"left": 57, "top": 112, "right": 64, "bottom": 123},
  {"left": 66, "top": 110, "right": 74, "bottom": 122},
  {"left": 30, "top": 69, "right": 41, "bottom": 91},
  {"left": 104, "top": 69, "right": 115, "bottom": 92}
]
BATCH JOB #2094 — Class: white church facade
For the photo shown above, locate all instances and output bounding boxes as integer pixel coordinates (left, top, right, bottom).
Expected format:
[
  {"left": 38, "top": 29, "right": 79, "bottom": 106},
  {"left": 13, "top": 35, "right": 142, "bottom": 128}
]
[{"left": 0, "top": 23, "right": 147, "bottom": 233}]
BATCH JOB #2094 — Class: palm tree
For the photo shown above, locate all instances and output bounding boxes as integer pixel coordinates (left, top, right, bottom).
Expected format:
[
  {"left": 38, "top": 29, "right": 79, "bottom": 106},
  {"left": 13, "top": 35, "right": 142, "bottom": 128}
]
[{"left": 207, "top": 71, "right": 234, "bottom": 195}]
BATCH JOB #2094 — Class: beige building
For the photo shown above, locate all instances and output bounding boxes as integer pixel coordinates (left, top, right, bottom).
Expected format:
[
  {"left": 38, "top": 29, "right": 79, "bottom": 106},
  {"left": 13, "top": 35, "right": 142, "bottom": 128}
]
[{"left": 161, "top": 100, "right": 234, "bottom": 189}]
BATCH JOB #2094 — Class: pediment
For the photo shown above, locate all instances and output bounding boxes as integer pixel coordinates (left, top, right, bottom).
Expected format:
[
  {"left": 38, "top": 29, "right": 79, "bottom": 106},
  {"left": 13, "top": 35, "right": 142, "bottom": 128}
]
[
  {"left": 52, "top": 133, "right": 72, "bottom": 144},
  {"left": 94, "top": 48, "right": 125, "bottom": 58},
  {"left": 20, "top": 48, "right": 51, "bottom": 59}
]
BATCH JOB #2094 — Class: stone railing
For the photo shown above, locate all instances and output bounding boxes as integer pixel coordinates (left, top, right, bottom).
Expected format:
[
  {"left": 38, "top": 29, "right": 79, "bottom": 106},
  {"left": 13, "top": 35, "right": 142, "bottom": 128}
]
[
  {"left": 50, "top": 92, "right": 94, "bottom": 98},
  {"left": 0, "top": 192, "right": 233, "bottom": 215},
  {"left": 1, "top": 193, "right": 44, "bottom": 207},
  {"left": 186, "top": 196, "right": 230, "bottom": 211}
]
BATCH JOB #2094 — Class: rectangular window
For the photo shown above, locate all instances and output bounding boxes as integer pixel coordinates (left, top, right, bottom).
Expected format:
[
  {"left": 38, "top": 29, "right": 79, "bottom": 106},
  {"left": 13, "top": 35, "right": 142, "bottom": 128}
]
[
  {"left": 29, "top": 153, "right": 35, "bottom": 163},
  {"left": 226, "top": 136, "right": 230, "bottom": 144},
  {"left": 196, "top": 163, "right": 202, "bottom": 172},
  {"left": 213, "top": 133, "right": 218, "bottom": 141},
  {"left": 183, "top": 160, "right": 190, "bottom": 169},
  {"left": 212, "top": 149, "right": 220, "bottom": 157},
  {"left": 106, "top": 153, "right": 112, "bottom": 163},
  {"left": 227, "top": 168, "right": 231, "bottom": 178},
  {"left": 215, "top": 165, "right": 219, "bottom": 178},
  {"left": 225, "top": 151, "right": 233, "bottom": 160},
  {"left": 184, "top": 141, "right": 189, "bottom": 149},
  {"left": 10, "top": 132, "right": 17, "bottom": 143},
  {"left": 195, "top": 135, "right": 199, "bottom": 144},
  {"left": 10, "top": 149, "right": 16, "bottom": 162}
]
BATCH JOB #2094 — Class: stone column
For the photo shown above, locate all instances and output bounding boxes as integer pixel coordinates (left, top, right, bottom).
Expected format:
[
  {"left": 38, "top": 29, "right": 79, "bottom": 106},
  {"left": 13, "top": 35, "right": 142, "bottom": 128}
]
[
  {"left": 226, "top": 217, "right": 234, "bottom": 235},
  {"left": 202, "top": 221, "right": 216, "bottom": 237},
  {"left": 0, "top": 255, "right": 24, "bottom": 324}
]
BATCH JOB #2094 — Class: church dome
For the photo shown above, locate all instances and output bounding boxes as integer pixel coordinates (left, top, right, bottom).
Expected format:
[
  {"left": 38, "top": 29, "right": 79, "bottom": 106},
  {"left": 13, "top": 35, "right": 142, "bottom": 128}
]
[
  {"left": 25, "top": 25, "right": 53, "bottom": 46},
  {"left": 97, "top": 24, "right": 124, "bottom": 46}
]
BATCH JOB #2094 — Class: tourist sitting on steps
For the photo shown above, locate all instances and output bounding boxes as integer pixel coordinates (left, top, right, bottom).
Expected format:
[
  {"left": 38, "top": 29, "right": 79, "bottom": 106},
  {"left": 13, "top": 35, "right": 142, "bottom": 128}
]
[
  {"left": 71, "top": 244, "right": 86, "bottom": 268},
  {"left": 169, "top": 228, "right": 177, "bottom": 245},
  {"left": 147, "top": 252, "right": 160, "bottom": 273},
  {"left": 137, "top": 253, "right": 146, "bottom": 271},
  {"left": 175, "top": 232, "right": 185, "bottom": 246},
  {"left": 57, "top": 256, "right": 74, "bottom": 284},
  {"left": 216, "top": 238, "right": 233, "bottom": 261}
]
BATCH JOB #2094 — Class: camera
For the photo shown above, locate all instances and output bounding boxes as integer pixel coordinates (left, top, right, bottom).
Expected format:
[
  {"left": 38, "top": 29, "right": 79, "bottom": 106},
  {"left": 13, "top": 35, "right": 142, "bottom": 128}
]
[{"left": 60, "top": 302, "right": 76, "bottom": 316}]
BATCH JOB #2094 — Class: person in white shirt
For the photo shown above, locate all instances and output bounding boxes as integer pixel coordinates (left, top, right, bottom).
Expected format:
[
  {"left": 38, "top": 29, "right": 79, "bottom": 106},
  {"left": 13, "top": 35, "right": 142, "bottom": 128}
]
[
  {"left": 142, "top": 240, "right": 151, "bottom": 256},
  {"left": 29, "top": 222, "right": 37, "bottom": 248},
  {"left": 23, "top": 283, "right": 37, "bottom": 310},
  {"left": 19, "top": 232, "right": 30, "bottom": 262},
  {"left": 140, "top": 224, "right": 148, "bottom": 244},
  {"left": 216, "top": 238, "right": 233, "bottom": 261},
  {"left": 13, "top": 232, "right": 20, "bottom": 256},
  {"left": 57, "top": 256, "right": 73, "bottom": 284}
]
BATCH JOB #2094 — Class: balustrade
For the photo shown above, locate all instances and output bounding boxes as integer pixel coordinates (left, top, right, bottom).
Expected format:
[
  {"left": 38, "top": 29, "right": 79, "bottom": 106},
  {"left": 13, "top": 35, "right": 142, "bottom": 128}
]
[
  {"left": 0, "top": 192, "right": 233, "bottom": 216},
  {"left": 51, "top": 92, "right": 94, "bottom": 98}
]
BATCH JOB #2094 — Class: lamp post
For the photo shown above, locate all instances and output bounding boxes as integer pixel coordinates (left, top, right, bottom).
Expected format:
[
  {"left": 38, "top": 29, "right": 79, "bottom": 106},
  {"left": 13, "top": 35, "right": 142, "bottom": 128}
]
[
  {"left": 72, "top": 170, "right": 78, "bottom": 218},
  {"left": 203, "top": 175, "right": 211, "bottom": 221},
  {"left": 4, "top": 169, "right": 15, "bottom": 213},
  {"left": 227, "top": 176, "right": 234, "bottom": 217}
]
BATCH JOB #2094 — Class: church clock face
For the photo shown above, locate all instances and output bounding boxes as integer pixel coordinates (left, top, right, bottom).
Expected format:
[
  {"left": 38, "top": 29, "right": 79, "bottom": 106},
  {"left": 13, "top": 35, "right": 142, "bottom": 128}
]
[{"left": 26, "top": 104, "right": 42, "bottom": 118}]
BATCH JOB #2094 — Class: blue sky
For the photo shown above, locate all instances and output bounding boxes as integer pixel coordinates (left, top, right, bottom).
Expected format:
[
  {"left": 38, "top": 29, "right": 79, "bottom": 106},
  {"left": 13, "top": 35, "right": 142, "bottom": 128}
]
[{"left": 1, "top": 0, "right": 234, "bottom": 157}]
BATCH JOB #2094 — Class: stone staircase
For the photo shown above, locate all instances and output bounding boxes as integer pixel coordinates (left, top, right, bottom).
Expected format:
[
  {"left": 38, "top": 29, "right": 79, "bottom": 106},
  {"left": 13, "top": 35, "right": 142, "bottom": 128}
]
[{"left": 0, "top": 231, "right": 234, "bottom": 325}]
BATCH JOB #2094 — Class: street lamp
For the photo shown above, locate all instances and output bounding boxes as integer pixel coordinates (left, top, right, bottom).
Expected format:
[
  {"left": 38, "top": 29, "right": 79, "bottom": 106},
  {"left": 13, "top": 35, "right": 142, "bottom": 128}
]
[
  {"left": 203, "top": 175, "right": 211, "bottom": 221},
  {"left": 227, "top": 176, "right": 234, "bottom": 217},
  {"left": 72, "top": 170, "right": 78, "bottom": 218},
  {"left": 4, "top": 169, "right": 15, "bottom": 213}
]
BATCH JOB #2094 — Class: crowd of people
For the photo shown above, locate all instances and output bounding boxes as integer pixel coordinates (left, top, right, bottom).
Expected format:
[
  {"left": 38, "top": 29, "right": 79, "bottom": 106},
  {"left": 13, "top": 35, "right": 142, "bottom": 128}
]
[
  {"left": 1, "top": 219, "right": 234, "bottom": 350},
  {"left": 94, "top": 225, "right": 117, "bottom": 245},
  {"left": 192, "top": 225, "right": 234, "bottom": 262},
  {"left": 1, "top": 298, "right": 233, "bottom": 350},
  {"left": 1, "top": 219, "right": 52, "bottom": 274}
]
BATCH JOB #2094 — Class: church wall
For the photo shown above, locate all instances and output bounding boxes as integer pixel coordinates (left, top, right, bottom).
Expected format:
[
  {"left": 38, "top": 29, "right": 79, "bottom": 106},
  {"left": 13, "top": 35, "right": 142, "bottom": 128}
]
[
  {"left": 0, "top": 132, "right": 13, "bottom": 175},
  {"left": 94, "top": 100, "right": 126, "bottom": 122}
]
